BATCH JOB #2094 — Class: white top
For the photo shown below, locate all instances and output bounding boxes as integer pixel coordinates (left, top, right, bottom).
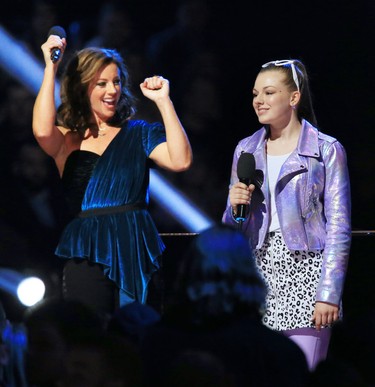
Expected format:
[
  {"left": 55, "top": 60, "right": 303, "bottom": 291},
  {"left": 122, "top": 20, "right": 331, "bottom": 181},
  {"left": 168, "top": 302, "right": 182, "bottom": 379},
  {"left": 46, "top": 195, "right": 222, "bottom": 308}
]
[{"left": 267, "top": 152, "right": 291, "bottom": 232}]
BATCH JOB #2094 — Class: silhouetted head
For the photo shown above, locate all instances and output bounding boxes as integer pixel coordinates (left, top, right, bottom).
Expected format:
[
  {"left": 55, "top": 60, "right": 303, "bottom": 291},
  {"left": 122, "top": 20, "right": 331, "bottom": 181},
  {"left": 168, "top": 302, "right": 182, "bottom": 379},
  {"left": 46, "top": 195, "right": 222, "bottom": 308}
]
[
  {"left": 23, "top": 297, "right": 106, "bottom": 385},
  {"left": 168, "top": 224, "right": 266, "bottom": 326}
]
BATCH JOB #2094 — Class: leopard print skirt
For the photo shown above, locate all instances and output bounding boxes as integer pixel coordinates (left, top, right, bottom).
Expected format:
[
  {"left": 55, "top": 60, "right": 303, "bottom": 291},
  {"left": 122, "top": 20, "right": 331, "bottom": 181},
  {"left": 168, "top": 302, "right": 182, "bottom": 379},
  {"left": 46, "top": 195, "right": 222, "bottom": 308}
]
[{"left": 253, "top": 231, "right": 323, "bottom": 331}]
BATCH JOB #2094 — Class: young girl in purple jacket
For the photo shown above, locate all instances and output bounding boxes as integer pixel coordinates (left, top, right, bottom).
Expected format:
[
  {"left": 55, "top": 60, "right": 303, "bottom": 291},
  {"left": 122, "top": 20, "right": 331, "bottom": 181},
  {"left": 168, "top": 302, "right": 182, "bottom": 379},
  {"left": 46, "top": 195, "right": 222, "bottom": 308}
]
[{"left": 222, "top": 59, "right": 351, "bottom": 370}]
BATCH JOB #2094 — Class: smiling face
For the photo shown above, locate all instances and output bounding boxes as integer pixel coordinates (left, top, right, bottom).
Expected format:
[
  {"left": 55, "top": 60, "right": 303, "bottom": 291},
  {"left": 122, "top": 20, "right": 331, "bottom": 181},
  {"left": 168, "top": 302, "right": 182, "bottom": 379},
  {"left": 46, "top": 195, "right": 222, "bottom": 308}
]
[
  {"left": 88, "top": 62, "right": 121, "bottom": 124},
  {"left": 252, "top": 70, "right": 299, "bottom": 129}
]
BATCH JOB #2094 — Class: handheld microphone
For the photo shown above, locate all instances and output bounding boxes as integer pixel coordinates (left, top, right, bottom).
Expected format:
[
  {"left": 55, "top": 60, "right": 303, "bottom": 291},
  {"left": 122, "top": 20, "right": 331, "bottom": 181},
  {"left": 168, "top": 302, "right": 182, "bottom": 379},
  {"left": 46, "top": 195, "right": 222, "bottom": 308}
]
[
  {"left": 47, "top": 25, "right": 66, "bottom": 63},
  {"left": 236, "top": 152, "right": 256, "bottom": 223}
]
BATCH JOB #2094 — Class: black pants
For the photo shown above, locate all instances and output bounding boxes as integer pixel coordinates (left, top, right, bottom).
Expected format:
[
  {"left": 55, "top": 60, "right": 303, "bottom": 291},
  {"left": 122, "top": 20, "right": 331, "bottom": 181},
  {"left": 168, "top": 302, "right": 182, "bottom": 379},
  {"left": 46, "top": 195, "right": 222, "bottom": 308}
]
[{"left": 62, "top": 259, "right": 119, "bottom": 318}]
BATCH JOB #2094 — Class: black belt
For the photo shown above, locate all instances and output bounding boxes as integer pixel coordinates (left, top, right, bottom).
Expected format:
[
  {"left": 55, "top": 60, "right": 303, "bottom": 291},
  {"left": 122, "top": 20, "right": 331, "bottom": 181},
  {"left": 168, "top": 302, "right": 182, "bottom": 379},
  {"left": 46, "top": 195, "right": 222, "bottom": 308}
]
[{"left": 78, "top": 202, "right": 146, "bottom": 218}]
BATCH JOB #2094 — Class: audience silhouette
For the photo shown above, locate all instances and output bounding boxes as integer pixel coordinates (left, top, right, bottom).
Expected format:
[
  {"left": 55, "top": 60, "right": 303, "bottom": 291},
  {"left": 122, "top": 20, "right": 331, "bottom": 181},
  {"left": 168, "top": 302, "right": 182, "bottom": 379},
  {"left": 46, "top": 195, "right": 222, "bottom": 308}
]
[
  {"left": 23, "top": 297, "right": 105, "bottom": 387},
  {"left": 140, "top": 224, "right": 310, "bottom": 386}
]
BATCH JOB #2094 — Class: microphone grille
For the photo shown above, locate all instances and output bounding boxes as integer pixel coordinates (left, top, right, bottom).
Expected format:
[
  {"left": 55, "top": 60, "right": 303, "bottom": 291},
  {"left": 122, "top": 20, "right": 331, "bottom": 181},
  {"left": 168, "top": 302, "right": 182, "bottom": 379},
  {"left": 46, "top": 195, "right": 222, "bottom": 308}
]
[
  {"left": 237, "top": 152, "right": 255, "bottom": 181},
  {"left": 48, "top": 25, "right": 67, "bottom": 39}
]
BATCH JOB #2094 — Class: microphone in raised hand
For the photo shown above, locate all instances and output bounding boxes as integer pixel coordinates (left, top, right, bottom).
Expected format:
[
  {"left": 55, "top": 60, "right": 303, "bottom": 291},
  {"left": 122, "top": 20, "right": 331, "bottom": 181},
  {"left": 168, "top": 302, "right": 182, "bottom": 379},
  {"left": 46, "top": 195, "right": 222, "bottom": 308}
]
[
  {"left": 235, "top": 152, "right": 256, "bottom": 226},
  {"left": 47, "top": 25, "right": 66, "bottom": 63}
]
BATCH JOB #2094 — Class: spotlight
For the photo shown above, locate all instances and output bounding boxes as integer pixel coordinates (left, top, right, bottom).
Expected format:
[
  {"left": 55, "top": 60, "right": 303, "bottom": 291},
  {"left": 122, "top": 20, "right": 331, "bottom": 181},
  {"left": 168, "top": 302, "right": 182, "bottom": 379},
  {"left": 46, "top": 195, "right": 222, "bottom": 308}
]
[
  {"left": 17, "top": 277, "right": 46, "bottom": 307},
  {"left": 0, "top": 268, "right": 46, "bottom": 307}
]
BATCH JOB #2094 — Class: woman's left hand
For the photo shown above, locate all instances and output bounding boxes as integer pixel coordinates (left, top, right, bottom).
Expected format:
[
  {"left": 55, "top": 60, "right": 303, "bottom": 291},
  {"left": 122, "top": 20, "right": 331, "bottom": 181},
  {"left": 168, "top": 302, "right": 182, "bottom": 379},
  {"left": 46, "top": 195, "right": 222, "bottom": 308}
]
[
  {"left": 140, "top": 75, "right": 169, "bottom": 101},
  {"left": 311, "top": 301, "right": 339, "bottom": 331}
]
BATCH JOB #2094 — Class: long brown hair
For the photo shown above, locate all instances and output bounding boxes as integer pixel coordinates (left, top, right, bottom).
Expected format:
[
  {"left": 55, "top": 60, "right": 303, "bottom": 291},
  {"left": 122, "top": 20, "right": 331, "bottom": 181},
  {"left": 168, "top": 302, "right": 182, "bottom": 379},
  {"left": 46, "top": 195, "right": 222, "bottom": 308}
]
[{"left": 57, "top": 47, "right": 136, "bottom": 137}]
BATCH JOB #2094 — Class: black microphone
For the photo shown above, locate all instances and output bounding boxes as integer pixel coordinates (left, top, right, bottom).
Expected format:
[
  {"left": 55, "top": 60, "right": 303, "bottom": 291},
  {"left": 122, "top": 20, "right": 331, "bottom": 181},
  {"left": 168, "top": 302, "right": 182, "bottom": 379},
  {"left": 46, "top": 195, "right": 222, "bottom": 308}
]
[
  {"left": 47, "top": 25, "right": 66, "bottom": 63},
  {"left": 236, "top": 152, "right": 256, "bottom": 223}
]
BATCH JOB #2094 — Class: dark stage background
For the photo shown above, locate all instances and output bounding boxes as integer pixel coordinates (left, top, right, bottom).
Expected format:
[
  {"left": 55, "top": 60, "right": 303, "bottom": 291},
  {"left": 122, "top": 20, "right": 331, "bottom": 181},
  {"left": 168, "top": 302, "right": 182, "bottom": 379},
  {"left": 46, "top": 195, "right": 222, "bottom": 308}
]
[{"left": 0, "top": 0, "right": 374, "bottom": 320}]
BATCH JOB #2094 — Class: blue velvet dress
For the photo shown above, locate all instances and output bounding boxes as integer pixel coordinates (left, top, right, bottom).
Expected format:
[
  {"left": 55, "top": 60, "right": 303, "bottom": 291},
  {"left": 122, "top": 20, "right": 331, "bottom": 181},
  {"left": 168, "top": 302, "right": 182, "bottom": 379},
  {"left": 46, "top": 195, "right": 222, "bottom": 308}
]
[{"left": 56, "top": 120, "right": 166, "bottom": 303}]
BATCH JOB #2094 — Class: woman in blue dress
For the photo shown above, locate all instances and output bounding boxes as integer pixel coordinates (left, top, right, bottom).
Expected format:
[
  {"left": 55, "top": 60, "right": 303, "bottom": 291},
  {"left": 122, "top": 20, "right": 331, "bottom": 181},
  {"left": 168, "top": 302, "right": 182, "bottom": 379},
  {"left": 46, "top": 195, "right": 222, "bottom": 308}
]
[{"left": 32, "top": 31, "right": 192, "bottom": 318}]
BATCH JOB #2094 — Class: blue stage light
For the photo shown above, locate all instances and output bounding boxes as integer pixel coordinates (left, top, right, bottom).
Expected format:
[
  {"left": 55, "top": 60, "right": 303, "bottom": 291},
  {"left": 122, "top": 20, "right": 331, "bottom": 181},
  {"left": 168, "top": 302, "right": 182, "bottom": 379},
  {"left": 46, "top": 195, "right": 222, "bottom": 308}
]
[
  {"left": 150, "top": 170, "right": 215, "bottom": 232},
  {"left": 0, "top": 269, "right": 46, "bottom": 307}
]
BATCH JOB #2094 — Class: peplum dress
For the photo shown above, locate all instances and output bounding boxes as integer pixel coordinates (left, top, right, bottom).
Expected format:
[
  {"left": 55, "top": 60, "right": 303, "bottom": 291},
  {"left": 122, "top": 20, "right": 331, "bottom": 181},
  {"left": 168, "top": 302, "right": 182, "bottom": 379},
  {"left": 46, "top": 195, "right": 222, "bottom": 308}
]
[{"left": 55, "top": 120, "right": 166, "bottom": 304}]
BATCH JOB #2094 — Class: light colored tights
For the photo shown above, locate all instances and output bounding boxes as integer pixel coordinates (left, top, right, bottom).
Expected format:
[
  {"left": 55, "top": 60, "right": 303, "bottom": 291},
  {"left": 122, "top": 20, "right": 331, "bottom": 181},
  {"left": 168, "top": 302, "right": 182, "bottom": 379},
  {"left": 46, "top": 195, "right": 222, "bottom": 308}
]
[{"left": 282, "top": 327, "right": 331, "bottom": 371}]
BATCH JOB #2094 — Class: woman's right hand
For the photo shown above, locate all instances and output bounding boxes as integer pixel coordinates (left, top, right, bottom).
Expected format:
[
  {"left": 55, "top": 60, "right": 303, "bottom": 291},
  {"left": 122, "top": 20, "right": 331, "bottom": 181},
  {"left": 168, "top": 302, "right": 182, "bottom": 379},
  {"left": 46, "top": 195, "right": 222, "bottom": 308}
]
[
  {"left": 33, "top": 35, "right": 67, "bottom": 162},
  {"left": 41, "top": 35, "right": 67, "bottom": 66},
  {"left": 229, "top": 182, "right": 255, "bottom": 212}
]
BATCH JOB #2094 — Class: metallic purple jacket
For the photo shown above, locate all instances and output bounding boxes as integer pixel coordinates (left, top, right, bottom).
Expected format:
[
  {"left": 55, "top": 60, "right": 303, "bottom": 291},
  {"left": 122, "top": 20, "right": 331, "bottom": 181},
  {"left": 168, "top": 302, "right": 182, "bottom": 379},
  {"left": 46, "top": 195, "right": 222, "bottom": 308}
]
[{"left": 222, "top": 120, "right": 351, "bottom": 305}]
